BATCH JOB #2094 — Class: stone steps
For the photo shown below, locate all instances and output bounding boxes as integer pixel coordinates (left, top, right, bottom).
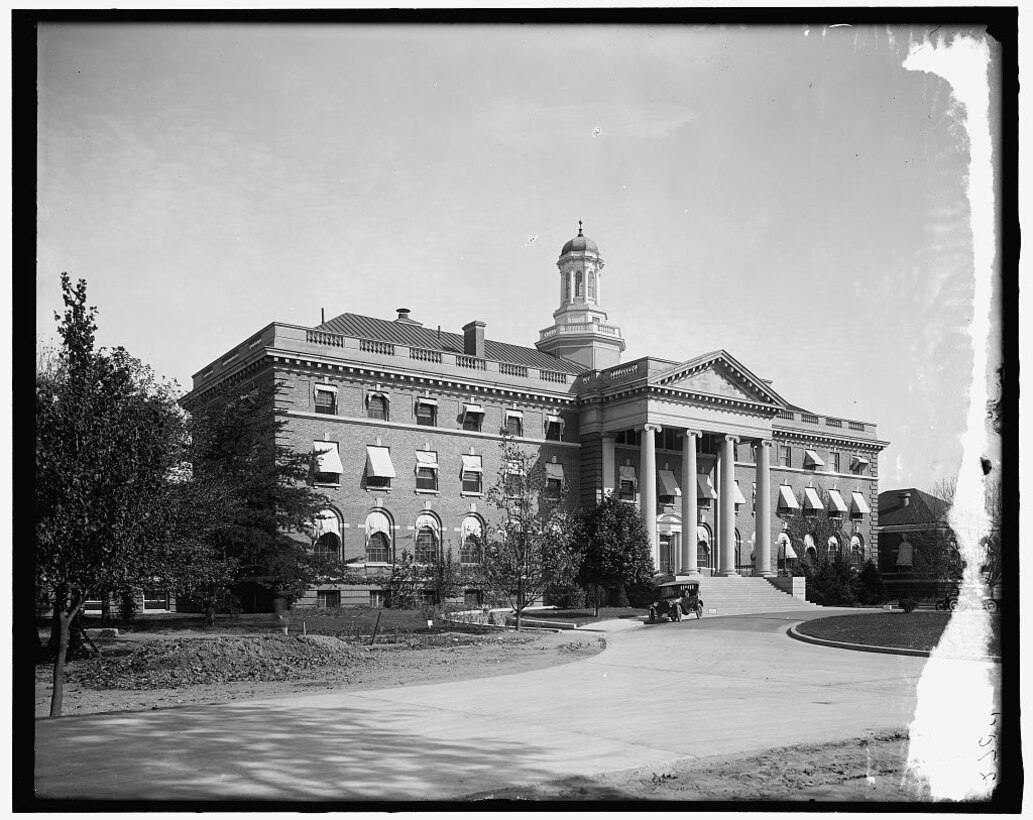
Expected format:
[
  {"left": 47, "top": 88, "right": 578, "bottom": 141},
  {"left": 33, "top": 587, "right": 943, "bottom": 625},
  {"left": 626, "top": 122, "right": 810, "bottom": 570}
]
[{"left": 676, "top": 576, "right": 816, "bottom": 616}]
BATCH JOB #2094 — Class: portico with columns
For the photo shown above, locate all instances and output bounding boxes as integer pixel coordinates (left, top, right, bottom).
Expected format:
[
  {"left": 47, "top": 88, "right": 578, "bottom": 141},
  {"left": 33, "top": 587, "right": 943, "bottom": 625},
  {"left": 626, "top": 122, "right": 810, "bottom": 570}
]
[{"left": 577, "top": 349, "right": 789, "bottom": 579}]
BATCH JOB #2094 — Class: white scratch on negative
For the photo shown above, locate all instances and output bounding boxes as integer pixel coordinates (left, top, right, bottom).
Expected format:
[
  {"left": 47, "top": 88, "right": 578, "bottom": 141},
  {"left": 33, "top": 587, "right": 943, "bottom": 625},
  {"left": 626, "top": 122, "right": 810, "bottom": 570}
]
[{"left": 901, "top": 32, "right": 999, "bottom": 801}]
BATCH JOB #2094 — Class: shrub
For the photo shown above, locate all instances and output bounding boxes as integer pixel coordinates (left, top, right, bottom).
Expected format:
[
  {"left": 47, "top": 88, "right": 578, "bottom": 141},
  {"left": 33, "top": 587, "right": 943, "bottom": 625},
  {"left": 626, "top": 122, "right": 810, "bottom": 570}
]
[
  {"left": 857, "top": 559, "right": 885, "bottom": 605},
  {"left": 545, "top": 578, "right": 586, "bottom": 608},
  {"left": 899, "top": 596, "right": 918, "bottom": 613},
  {"left": 626, "top": 577, "right": 659, "bottom": 609}
]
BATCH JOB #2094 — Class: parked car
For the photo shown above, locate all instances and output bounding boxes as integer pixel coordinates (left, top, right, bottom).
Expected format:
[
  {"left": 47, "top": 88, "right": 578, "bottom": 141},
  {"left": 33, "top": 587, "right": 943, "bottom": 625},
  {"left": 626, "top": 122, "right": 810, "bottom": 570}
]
[
  {"left": 935, "top": 588, "right": 1000, "bottom": 613},
  {"left": 647, "top": 580, "right": 703, "bottom": 623}
]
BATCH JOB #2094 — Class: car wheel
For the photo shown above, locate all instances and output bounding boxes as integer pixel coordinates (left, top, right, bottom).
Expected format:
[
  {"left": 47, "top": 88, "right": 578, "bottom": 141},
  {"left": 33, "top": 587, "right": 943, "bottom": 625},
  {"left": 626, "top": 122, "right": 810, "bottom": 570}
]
[
  {"left": 948, "top": 599, "right": 958, "bottom": 611},
  {"left": 935, "top": 601, "right": 944, "bottom": 611},
  {"left": 695, "top": 604, "right": 703, "bottom": 619},
  {"left": 985, "top": 599, "right": 998, "bottom": 613}
]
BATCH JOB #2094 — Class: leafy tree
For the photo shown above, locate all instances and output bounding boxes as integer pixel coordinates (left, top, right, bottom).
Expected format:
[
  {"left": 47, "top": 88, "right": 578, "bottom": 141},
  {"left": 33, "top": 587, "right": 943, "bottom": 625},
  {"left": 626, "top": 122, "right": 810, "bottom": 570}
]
[
  {"left": 36, "top": 274, "right": 189, "bottom": 716},
  {"left": 575, "top": 496, "right": 656, "bottom": 616},
  {"left": 482, "top": 436, "right": 577, "bottom": 630},
  {"left": 424, "top": 546, "right": 466, "bottom": 607},
  {"left": 384, "top": 550, "right": 423, "bottom": 609},
  {"left": 174, "top": 381, "right": 330, "bottom": 624}
]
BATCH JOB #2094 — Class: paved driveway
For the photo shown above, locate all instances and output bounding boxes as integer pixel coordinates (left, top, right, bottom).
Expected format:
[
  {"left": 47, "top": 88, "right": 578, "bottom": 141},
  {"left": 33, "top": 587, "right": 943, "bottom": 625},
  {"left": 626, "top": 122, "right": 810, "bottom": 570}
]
[{"left": 35, "top": 610, "right": 927, "bottom": 802}]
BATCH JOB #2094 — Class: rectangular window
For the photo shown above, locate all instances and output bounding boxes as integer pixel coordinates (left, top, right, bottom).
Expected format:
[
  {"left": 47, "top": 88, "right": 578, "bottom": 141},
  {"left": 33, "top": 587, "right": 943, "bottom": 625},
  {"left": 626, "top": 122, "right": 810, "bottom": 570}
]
[
  {"left": 780, "top": 446, "right": 791, "bottom": 468},
  {"left": 505, "top": 473, "right": 522, "bottom": 497},
  {"left": 506, "top": 414, "right": 523, "bottom": 437},
  {"left": 367, "top": 394, "right": 389, "bottom": 421},
  {"left": 545, "top": 478, "right": 562, "bottom": 500},
  {"left": 365, "top": 445, "right": 396, "bottom": 490},
  {"left": 416, "top": 402, "right": 437, "bottom": 427},
  {"left": 831, "top": 451, "right": 841, "bottom": 472},
  {"left": 546, "top": 420, "right": 562, "bottom": 440},
  {"left": 314, "top": 387, "right": 337, "bottom": 415},
  {"left": 143, "top": 589, "right": 169, "bottom": 611},
  {"left": 416, "top": 467, "right": 438, "bottom": 491},
  {"left": 369, "top": 590, "right": 387, "bottom": 609},
  {"left": 463, "top": 405, "right": 484, "bottom": 432},
  {"left": 463, "top": 470, "right": 482, "bottom": 494},
  {"left": 619, "top": 479, "right": 636, "bottom": 501},
  {"left": 314, "top": 441, "right": 343, "bottom": 485},
  {"left": 317, "top": 590, "right": 341, "bottom": 609}
]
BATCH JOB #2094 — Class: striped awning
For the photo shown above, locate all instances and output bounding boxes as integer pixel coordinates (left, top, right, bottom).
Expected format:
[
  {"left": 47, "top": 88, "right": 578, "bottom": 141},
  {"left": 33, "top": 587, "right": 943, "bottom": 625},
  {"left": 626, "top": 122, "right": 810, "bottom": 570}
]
[
  {"left": 313, "top": 442, "right": 344, "bottom": 474},
  {"left": 827, "top": 488, "right": 849, "bottom": 514},
  {"left": 804, "top": 449, "right": 825, "bottom": 467},
  {"left": 365, "top": 446, "right": 396, "bottom": 478},
  {"left": 777, "top": 485, "right": 800, "bottom": 510},
  {"left": 658, "top": 470, "right": 681, "bottom": 497},
  {"left": 461, "top": 454, "right": 483, "bottom": 473},
  {"left": 851, "top": 491, "right": 871, "bottom": 515},
  {"left": 803, "top": 487, "right": 824, "bottom": 511},
  {"left": 697, "top": 474, "right": 717, "bottom": 500}
]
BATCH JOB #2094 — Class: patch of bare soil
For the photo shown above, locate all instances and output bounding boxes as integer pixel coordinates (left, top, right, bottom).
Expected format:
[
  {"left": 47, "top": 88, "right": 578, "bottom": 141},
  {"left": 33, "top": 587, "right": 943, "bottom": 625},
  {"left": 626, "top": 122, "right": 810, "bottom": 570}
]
[
  {"left": 466, "top": 732, "right": 934, "bottom": 802},
  {"left": 36, "top": 629, "right": 604, "bottom": 717}
]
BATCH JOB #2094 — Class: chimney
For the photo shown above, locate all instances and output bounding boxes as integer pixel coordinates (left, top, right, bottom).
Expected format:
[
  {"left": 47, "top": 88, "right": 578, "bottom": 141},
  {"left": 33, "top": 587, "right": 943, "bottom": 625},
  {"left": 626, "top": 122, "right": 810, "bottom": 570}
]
[
  {"left": 463, "top": 321, "right": 486, "bottom": 358},
  {"left": 898, "top": 491, "right": 911, "bottom": 507}
]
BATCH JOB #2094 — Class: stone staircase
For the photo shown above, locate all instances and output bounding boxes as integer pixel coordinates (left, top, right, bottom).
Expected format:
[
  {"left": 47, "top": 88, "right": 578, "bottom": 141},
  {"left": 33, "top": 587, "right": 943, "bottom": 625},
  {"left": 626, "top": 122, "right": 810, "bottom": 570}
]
[{"left": 678, "top": 576, "right": 817, "bottom": 616}]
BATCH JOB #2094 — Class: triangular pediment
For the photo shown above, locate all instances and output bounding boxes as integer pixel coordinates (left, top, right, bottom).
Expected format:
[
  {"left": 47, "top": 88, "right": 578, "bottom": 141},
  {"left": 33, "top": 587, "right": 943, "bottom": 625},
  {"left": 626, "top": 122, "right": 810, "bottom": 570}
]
[{"left": 652, "top": 351, "right": 787, "bottom": 407}]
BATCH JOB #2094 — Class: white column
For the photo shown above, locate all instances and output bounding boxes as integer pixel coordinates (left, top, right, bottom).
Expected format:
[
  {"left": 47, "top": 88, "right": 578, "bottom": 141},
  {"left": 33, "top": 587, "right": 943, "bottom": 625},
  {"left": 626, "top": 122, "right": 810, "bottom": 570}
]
[
  {"left": 680, "top": 430, "right": 700, "bottom": 575},
  {"left": 755, "top": 439, "right": 774, "bottom": 577},
  {"left": 601, "top": 433, "right": 616, "bottom": 500},
  {"left": 640, "top": 424, "right": 661, "bottom": 569},
  {"left": 718, "top": 434, "right": 740, "bottom": 577}
]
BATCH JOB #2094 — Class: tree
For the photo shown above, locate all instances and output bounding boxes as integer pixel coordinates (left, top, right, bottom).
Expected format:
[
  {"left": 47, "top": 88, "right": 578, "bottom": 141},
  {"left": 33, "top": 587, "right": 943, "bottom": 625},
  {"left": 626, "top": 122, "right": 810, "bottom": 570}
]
[
  {"left": 36, "top": 274, "right": 189, "bottom": 716},
  {"left": 482, "top": 436, "right": 577, "bottom": 630},
  {"left": 172, "top": 382, "right": 330, "bottom": 625},
  {"left": 575, "top": 496, "right": 656, "bottom": 616},
  {"left": 384, "top": 550, "right": 423, "bottom": 609},
  {"left": 782, "top": 489, "right": 859, "bottom": 606},
  {"left": 424, "top": 546, "right": 466, "bottom": 607}
]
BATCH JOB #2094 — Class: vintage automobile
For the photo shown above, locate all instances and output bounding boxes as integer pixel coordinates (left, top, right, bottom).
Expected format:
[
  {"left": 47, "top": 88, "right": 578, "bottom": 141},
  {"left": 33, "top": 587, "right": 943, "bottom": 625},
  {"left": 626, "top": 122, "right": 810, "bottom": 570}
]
[
  {"left": 935, "top": 588, "right": 1000, "bottom": 613},
  {"left": 647, "top": 580, "right": 703, "bottom": 623}
]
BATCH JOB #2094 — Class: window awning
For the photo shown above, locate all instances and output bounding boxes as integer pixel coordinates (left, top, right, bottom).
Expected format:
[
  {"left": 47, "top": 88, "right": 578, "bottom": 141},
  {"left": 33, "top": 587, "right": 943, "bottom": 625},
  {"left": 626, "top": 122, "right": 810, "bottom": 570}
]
[
  {"left": 777, "top": 485, "right": 800, "bottom": 510},
  {"left": 827, "top": 536, "right": 839, "bottom": 551},
  {"left": 365, "top": 445, "right": 396, "bottom": 478},
  {"left": 367, "top": 390, "right": 390, "bottom": 403},
  {"left": 414, "top": 512, "right": 440, "bottom": 536},
  {"left": 803, "top": 533, "right": 816, "bottom": 551},
  {"left": 696, "top": 475, "right": 717, "bottom": 500},
  {"left": 312, "top": 509, "right": 341, "bottom": 538},
  {"left": 852, "top": 455, "right": 870, "bottom": 468},
  {"left": 460, "top": 515, "right": 482, "bottom": 541},
  {"left": 313, "top": 442, "right": 344, "bottom": 474},
  {"left": 415, "top": 451, "right": 439, "bottom": 471},
  {"left": 827, "top": 488, "right": 849, "bottom": 514},
  {"left": 803, "top": 487, "right": 824, "bottom": 511},
  {"left": 696, "top": 525, "right": 710, "bottom": 544},
  {"left": 314, "top": 384, "right": 338, "bottom": 394},
  {"left": 463, "top": 403, "right": 484, "bottom": 417},
  {"left": 546, "top": 413, "right": 563, "bottom": 426},
  {"left": 461, "top": 454, "right": 483, "bottom": 473},
  {"left": 658, "top": 470, "right": 681, "bottom": 497},
  {"left": 850, "top": 535, "right": 862, "bottom": 551},
  {"left": 851, "top": 491, "right": 871, "bottom": 515},
  {"left": 505, "top": 409, "right": 523, "bottom": 420},
  {"left": 619, "top": 465, "right": 638, "bottom": 482},
  {"left": 505, "top": 459, "right": 525, "bottom": 475},
  {"left": 365, "top": 511, "right": 392, "bottom": 539},
  {"left": 896, "top": 540, "right": 913, "bottom": 566},
  {"left": 804, "top": 449, "right": 825, "bottom": 467},
  {"left": 733, "top": 481, "right": 747, "bottom": 505},
  {"left": 778, "top": 533, "right": 796, "bottom": 558},
  {"left": 415, "top": 396, "right": 438, "bottom": 406},
  {"left": 783, "top": 543, "right": 798, "bottom": 559},
  {"left": 545, "top": 462, "right": 564, "bottom": 480}
]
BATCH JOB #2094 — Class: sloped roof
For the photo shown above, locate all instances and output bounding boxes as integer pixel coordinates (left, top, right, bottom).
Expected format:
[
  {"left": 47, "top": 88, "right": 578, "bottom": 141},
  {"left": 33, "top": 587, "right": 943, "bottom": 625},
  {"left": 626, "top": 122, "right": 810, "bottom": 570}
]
[
  {"left": 877, "top": 487, "right": 950, "bottom": 526},
  {"left": 317, "top": 312, "right": 586, "bottom": 375}
]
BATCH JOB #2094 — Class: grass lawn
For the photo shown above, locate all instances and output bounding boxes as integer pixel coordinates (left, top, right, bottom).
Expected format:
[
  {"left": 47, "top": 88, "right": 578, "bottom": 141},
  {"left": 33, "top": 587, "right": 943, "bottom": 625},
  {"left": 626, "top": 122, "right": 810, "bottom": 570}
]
[{"left": 796, "top": 611, "right": 1001, "bottom": 656}]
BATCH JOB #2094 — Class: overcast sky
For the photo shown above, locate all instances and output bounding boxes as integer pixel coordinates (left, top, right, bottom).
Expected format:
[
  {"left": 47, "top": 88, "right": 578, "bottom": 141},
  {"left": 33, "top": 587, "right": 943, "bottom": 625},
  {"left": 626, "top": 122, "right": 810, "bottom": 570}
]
[{"left": 36, "top": 22, "right": 1000, "bottom": 493}]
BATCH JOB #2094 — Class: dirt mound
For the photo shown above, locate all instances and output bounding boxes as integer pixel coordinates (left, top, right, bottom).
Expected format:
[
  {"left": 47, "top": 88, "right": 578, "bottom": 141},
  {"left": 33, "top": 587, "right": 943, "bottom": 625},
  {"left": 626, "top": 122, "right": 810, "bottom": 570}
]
[{"left": 72, "top": 635, "right": 377, "bottom": 690}]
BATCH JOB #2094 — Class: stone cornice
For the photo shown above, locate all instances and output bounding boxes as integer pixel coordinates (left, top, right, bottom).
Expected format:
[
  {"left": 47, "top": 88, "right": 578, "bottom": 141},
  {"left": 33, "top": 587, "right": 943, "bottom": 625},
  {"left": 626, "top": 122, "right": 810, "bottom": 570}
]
[{"left": 772, "top": 426, "right": 888, "bottom": 451}]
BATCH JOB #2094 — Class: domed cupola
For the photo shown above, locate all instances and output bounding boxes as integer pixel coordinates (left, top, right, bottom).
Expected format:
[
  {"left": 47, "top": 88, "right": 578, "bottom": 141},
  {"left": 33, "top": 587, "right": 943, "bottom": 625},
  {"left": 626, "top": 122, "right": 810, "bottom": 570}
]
[{"left": 535, "top": 221, "right": 625, "bottom": 369}]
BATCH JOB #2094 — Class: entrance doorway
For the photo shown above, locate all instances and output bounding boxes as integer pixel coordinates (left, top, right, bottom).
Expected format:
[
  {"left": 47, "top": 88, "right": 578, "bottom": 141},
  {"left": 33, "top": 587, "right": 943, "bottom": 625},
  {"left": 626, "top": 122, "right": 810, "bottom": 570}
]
[{"left": 659, "top": 534, "right": 674, "bottom": 575}]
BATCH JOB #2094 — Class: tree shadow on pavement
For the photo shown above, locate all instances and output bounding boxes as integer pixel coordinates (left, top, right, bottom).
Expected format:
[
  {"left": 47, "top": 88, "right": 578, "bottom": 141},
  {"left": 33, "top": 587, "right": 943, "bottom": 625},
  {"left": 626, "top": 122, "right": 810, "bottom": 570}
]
[{"left": 35, "top": 698, "right": 570, "bottom": 804}]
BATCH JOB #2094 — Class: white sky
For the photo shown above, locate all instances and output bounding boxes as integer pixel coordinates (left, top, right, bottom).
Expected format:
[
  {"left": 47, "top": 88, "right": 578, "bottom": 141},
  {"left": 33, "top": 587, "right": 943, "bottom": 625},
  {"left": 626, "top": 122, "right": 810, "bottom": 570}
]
[{"left": 35, "top": 21, "right": 1002, "bottom": 493}]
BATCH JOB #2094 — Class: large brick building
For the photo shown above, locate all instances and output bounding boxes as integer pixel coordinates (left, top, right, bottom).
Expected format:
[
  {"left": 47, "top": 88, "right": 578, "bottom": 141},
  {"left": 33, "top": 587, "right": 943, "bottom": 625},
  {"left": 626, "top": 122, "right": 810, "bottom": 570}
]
[{"left": 182, "top": 225, "right": 887, "bottom": 609}]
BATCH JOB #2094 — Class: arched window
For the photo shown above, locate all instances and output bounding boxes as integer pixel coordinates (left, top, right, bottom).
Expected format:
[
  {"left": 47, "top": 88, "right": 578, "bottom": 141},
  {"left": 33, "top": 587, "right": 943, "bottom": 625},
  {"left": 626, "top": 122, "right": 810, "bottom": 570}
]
[
  {"left": 827, "top": 536, "right": 839, "bottom": 558},
  {"left": 414, "top": 513, "right": 440, "bottom": 564},
  {"left": 850, "top": 533, "right": 864, "bottom": 565},
  {"left": 803, "top": 533, "right": 817, "bottom": 561},
  {"left": 575, "top": 270, "right": 584, "bottom": 297},
  {"left": 365, "top": 510, "right": 393, "bottom": 563},
  {"left": 563, "top": 272, "right": 571, "bottom": 301},
  {"left": 367, "top": 394, "right": 389, "bottom": 421},
  {"left": 314, "top": 533, "right": 341, "bottom": 560},
  {"left": 696, "top": 524, "right": 711, "bottom": 569},
  {"left": 587, "top": 271, "right": 596, "bottom": 299},
  {"left": 460, "top": 515, "right": 484, "bottom": 564}
]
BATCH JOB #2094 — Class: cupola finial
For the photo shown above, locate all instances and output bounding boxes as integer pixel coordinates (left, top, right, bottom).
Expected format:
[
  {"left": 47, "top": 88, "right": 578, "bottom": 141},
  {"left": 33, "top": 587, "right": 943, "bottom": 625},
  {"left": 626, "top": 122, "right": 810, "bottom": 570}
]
[{"left": 578, "top": 220, "right": 583, "bottom": 236}]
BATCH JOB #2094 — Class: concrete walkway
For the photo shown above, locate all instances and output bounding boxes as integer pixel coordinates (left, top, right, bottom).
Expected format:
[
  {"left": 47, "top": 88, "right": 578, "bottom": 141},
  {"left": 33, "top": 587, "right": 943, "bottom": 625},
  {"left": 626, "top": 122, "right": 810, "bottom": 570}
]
[{"left": 35, "top": 609, "right": 929, "bottom": 802}]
